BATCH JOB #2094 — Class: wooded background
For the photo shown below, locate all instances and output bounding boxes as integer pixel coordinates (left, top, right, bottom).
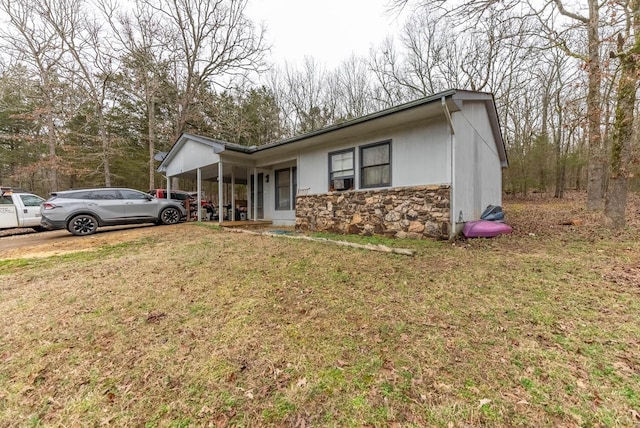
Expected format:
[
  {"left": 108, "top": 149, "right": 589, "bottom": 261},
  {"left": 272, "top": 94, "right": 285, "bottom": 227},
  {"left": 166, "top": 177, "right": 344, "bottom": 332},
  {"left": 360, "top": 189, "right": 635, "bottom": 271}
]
[{"left": 0, "top": 0, "right": 638, "bottom": 226}]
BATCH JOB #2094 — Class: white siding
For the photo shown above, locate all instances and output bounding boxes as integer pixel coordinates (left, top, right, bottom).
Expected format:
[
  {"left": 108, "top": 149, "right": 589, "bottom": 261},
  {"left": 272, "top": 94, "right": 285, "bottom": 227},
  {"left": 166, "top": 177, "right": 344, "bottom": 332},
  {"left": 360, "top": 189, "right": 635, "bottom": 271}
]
[
  {"left": 297, "top": 119, "right": 452, "bottom": 196},
  {"left": 452, "top": 101, "right": 503, "bottom": 230},
  {"left": 164, "top": 140, "right": 220, "bottom": 177},
  {"left": 160, "top": 93, "right": 505, "bottom": 234}
]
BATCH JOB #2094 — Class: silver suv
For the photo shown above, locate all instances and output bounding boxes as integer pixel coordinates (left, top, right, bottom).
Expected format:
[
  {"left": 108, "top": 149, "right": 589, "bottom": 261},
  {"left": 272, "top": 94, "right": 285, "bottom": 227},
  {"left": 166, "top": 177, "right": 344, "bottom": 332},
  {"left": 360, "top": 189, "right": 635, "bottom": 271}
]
[{"left": 40, "top": 188, "right": 187, "bottom": 236}]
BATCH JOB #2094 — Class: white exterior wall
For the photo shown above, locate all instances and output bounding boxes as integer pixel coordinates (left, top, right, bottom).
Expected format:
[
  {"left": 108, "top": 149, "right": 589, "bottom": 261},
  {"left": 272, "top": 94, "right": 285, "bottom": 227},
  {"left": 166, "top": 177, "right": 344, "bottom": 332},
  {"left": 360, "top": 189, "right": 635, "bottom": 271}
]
[
  {"left": 297, "top": 119, "right": 452, "bottom": 197},
  {"left": 159, "top": 94, "right": 505, "bottom": 233},
  {"left": 164, "top": 140, "right": 219, "bottom": 177},
  {"left": 452, "top": 101, "right": 503, "bottom": 231}
]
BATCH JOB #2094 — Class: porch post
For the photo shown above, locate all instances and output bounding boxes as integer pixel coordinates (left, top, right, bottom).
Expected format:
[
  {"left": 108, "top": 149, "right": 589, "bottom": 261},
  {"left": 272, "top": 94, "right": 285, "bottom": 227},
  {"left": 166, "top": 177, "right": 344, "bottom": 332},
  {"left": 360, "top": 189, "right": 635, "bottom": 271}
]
[
  {"left": 246, "top": 169, "right": 252, "bottom": 220},
  {"left": 196, "top": 167, "right": 202, "bottom": 222},
  {"left": 253, "top": 168, "right": 258, "bottom": 221},
  {"left": 166, "top": 175, "right": 170, "bottom": 197},
  {"left": 231, "top": 169, "right": 235, "bottom": 221},
  {"left": 218, "top": 161, "right": 224, "bottom": 224}
]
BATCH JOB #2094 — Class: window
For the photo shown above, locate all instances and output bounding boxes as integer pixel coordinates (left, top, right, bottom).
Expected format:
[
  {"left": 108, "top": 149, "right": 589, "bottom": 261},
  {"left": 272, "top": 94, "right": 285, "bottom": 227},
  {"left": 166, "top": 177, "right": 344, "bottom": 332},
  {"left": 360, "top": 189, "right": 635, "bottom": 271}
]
[
  {"left": 275, "top": 168, "right": 291, "bottom": 210},
  {"left": 19, "top": 194, "right": 44, "bottom": 206},
  {"left": 360, "top": 141, "right": 391, "bottom": 188},
  {"left": 292, "top": 167, "right": 297, "bottom": 208},
  {"left": 63, "top": 191, "right": 92, "bottom": 199},
  {"left": 88, "top": 190, "right": 118, "bottom": 200},
  {"left": 119, "top": 189, "right": 149, "bottom": 200},
  {"left": 329, "top": 149, "right": 354, "bottom": 191},
  {"left": 170, "top": 192, "right": 192, "bottom": 201}
]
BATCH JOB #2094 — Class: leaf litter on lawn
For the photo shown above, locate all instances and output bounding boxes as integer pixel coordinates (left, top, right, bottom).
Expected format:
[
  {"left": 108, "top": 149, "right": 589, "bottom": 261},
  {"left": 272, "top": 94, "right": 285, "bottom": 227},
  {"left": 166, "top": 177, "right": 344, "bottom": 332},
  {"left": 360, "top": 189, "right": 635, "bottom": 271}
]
[{"left": 0, "top": 191, "right": 639, "bottom": 427}]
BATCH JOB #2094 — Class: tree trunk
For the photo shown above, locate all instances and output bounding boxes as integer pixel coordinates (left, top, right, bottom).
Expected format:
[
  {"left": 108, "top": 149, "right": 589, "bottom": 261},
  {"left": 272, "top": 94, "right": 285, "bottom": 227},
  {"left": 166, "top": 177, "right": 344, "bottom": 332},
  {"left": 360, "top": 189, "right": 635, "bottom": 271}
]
[
  {"left": 604, "top": 3, "right": 639, "bottom": 228},
  {"left": 97, "top": 105, "right": 111, "bottom": 187},
  {"left": 44, "top": 84, "right": 58, "bottom": 192},
  {"left": 554, "top": 134, "right": 565, "bottom": 198},
  {"left": 606, "top": 175, "right": 627, "bottom": 227},
  {"left": 585, "top": 0, "right": 604, "bottom": 210},
  {"left": 148, "top": 95, "right": 156, "bottom": 190}
]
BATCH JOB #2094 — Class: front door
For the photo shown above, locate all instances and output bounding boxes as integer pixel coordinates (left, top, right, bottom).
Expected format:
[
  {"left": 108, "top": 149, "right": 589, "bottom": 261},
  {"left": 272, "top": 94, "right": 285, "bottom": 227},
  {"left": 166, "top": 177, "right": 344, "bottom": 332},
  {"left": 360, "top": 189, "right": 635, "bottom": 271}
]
[
  {"left": 250, "top": 173, "right": 264, "bottom": 219},
  {"left": 119, "top": 189, "right": 157, "bottom": 219},
  {"left": 17, "top": 194, "right": 45, "bottom": 226}
]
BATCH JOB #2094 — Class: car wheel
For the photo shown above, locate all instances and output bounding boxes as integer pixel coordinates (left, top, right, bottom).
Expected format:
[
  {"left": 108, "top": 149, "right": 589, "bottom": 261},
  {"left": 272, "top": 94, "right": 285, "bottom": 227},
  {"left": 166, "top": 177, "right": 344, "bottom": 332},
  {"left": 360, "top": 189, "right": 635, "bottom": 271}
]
[
  {"left": 68, "top": 214, "right": 98, "bottom": 236},
  {"left": 160, "top": 207, "right": 180, "bottom": 225}
]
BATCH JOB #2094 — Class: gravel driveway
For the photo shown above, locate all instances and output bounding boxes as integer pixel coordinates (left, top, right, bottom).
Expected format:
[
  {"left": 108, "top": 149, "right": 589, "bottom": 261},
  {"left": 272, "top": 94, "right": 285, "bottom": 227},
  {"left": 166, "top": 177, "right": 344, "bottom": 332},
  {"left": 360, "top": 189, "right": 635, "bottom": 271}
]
[{"left": 0, "top": 224, "right": 160, "bottom": 259}]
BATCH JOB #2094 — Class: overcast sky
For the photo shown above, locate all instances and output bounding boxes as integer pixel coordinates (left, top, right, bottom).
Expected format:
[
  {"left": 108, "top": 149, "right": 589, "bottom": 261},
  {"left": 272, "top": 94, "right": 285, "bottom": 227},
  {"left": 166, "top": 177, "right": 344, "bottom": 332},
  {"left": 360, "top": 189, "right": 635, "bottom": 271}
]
[{"left": 246, "top": 0, "right": 406, "bottom": 68}]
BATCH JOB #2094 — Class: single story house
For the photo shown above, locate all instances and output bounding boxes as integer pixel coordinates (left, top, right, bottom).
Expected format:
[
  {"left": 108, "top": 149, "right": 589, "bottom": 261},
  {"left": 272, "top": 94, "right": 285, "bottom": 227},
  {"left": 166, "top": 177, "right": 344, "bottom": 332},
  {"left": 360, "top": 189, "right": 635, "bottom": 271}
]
[{"left": 157, "top": 88, "right": 508, "bottom": 239}]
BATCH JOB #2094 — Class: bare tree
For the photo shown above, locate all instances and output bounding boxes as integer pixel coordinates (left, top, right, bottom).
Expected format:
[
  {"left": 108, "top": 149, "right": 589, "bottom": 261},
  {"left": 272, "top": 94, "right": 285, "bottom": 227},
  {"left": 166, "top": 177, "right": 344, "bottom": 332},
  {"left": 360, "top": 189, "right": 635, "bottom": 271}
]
[
  {"left": 369, "top": 37, "right": 408, "bottom": 107},
  {"left": 369, "top": 11, "right": 456, "bottom": 100},
  {"left": 390, "top": 0, "right": 620, "bottom": 212},
  {"left": 270, "top": 55, "right": 376, "bottom": 135},
  {"left": 538, "top": 0, "right": 608, "bottom": 210},
  {"left": 100, "top": 0, "right": 174, "bottom": 189},
  {"left": 335, "top": 55, "right": 377, "bottom": 119},
  {"left": 605, "top": 0, "right": 640, "bottom": 228},
  {"left": 139, "top": 0, "right": 267, "bottom": 138},
  {"left": 276, "top": 57, "right": 331, "bottom": 133},
  {"left": 371, "top": 6, "right": 533, "bottom": 101},
  {"left": 36, "top": 0, "right": 117, "bottom": 186},
  {"left": 538, "top": 50, "right": 583, "bottom": 198},
  {"left": 0, "top": 0, "right": 65, "bottom": 191}
]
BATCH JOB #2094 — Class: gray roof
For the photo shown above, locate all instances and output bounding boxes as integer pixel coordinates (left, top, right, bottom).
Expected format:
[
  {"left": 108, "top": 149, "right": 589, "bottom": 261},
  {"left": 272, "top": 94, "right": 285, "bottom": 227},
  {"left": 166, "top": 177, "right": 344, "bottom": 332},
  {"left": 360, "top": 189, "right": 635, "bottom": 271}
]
[{"left": 160, "top": 88, "right": 507, "bottom": 170}]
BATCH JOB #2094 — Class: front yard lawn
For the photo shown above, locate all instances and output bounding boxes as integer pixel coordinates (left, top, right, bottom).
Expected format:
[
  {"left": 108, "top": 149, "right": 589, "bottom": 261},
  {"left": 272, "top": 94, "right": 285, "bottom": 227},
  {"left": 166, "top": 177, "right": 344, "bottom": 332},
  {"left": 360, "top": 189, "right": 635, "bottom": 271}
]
[{"left": 1, "top": 192, "right": 639, "bottom": 427}]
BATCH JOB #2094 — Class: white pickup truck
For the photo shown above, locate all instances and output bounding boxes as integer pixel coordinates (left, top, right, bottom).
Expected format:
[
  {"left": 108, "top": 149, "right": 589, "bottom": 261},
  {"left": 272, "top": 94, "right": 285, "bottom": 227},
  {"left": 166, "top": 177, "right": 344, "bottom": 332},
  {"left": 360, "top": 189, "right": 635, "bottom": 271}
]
[{"left": 0, "top": 188, "right": 46, "bottom": 231}]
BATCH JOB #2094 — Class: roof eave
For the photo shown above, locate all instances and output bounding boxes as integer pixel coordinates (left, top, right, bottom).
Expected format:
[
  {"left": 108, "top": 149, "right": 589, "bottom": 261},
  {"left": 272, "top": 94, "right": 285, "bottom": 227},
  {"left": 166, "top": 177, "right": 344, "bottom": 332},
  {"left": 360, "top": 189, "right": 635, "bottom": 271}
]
[
  {"left": 253, "top": 88, "right": 460, "bottom": 153},
  {"left": 158, "top": 133, "right": 237, "bottom": 172}
]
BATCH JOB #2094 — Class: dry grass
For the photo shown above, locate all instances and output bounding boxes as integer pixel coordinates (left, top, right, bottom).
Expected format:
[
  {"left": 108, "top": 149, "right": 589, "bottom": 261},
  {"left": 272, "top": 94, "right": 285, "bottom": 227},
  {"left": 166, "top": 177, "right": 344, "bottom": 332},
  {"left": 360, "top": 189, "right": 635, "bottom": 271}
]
[{"left": 1, "top": 192, "right": 640, "bottom": 427}]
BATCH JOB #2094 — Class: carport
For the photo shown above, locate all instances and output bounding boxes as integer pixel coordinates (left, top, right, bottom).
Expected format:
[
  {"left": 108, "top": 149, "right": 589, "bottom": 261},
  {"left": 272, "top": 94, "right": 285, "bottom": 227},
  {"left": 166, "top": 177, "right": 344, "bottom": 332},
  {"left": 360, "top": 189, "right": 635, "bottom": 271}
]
[{"left": 157, "top": 134, "right": 266, "bottom": 223}]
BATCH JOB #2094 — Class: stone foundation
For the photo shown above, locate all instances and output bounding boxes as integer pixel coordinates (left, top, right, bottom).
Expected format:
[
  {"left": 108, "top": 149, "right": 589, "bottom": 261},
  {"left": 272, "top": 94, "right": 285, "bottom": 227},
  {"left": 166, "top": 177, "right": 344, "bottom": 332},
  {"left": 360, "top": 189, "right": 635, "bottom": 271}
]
[{"left": 295, "top": 185, "right": 451, "bottom": 239}]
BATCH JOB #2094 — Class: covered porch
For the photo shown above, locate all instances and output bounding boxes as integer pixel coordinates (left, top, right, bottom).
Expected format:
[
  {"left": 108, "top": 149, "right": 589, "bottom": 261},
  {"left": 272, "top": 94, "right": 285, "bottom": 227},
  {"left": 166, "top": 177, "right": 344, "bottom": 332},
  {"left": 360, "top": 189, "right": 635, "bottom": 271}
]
[{"left": 156, "top": 134, "right": 274, "bottom": 224}]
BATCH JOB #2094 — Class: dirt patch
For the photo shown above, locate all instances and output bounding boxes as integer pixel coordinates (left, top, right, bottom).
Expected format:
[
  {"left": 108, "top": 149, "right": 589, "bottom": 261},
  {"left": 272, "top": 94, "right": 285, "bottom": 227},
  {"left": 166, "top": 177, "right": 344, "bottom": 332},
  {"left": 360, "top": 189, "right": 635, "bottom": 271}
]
[{"left": 0, "top": 224, "right": 162, "bottom": 259}]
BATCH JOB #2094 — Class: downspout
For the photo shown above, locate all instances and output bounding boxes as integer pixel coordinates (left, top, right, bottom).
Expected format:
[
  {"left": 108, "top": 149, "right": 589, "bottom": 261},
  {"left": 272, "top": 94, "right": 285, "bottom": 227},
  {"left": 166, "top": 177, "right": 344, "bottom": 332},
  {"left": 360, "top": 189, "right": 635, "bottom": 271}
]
[
  {"left": 442, "top": 96, "right": 455, "bottom": 135},
  {"left": 442, "top": 96, "right": 456, "bottom": 239}
]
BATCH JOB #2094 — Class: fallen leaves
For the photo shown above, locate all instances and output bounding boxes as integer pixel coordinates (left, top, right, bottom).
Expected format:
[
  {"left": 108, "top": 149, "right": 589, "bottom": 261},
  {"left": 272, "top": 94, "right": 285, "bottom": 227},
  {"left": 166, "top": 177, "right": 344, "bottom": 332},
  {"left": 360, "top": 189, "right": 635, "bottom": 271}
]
[
  {"left": 2, "top": 193, "right": 640, "bottom": 426},
  {"left": 145, "top": 311, "right": 167, "bottom": 323}
]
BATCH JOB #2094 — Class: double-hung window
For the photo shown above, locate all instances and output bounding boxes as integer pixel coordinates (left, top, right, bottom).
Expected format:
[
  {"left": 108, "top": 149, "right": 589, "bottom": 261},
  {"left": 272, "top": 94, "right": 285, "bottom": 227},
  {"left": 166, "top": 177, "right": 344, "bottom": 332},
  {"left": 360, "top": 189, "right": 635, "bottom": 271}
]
[
  {"left": 329, "top": 149, "right": 354, "bottom": 191},
  {"left": 360, "top": 141, "right": 391, "bottom": 188}
]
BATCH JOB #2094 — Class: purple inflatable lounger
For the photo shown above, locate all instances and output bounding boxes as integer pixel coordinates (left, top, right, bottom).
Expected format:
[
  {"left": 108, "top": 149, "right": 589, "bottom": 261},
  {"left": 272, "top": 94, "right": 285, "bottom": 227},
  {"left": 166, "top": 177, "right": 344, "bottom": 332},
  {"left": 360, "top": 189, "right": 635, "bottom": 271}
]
[{"left": 463, "top": 220, "right": 513, "bottom": 238}]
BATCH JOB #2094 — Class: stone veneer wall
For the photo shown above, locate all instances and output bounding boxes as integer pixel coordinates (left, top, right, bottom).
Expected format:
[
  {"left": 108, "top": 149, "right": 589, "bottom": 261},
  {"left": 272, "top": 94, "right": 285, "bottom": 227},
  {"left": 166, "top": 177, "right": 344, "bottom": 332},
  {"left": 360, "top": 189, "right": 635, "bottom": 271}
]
[{"left": 295, "top": 184, "right": 451, "bottom": 239}]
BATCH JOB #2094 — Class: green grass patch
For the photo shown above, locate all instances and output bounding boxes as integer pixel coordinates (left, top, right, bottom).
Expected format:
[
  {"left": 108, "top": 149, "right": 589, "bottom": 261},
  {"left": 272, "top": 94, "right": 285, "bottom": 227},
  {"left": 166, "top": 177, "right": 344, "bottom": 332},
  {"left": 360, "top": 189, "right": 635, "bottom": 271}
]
[{"left": 1, "top": 197, "right": 640, "bottom": 426}]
